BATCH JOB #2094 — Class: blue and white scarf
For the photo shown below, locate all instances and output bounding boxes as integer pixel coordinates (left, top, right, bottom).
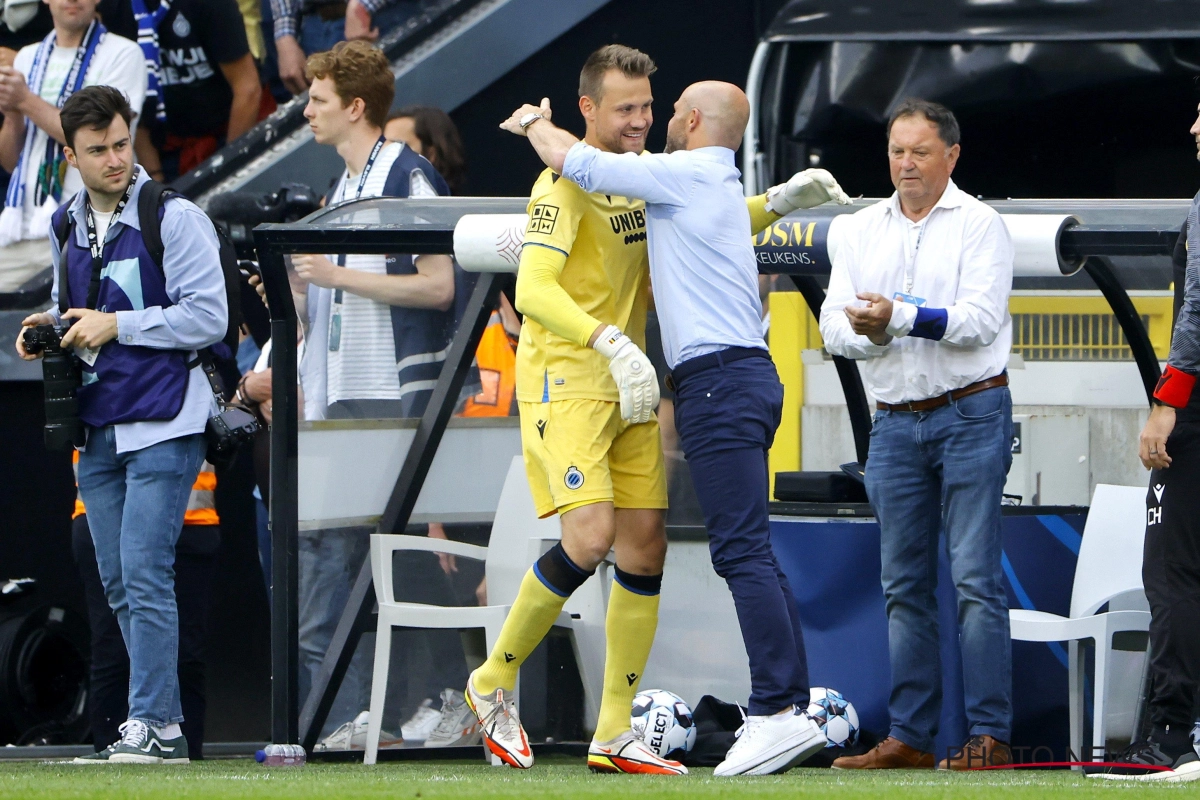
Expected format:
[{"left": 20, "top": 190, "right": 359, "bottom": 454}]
[
  {"left": 0, "top": 19, "right": 105, "bottom": 247},
  {"left": 131, "top": 0, "right": 171, "bottom": 123}
]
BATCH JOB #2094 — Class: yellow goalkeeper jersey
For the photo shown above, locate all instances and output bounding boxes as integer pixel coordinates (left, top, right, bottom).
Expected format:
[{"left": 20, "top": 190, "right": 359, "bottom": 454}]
[{"left": 514, "top": 168, "right": 649, "bottom": 404}]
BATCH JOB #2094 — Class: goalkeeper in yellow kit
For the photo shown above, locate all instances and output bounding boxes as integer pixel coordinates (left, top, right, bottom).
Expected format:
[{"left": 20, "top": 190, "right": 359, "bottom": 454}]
[{"left": 465, "top": 44, "right": 851, "bottom": 775}]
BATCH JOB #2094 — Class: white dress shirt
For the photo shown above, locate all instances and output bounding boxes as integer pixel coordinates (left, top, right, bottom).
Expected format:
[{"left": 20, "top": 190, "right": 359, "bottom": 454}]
[
  {"left": 561, "top": 143, "right": 765, "bottom": 369},
  {"left": 819, "top": 179, "right": 1013, "bottom": 404}
]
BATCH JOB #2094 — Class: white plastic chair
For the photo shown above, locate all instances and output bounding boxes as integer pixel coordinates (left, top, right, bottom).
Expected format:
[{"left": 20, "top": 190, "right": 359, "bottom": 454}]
[
  {"left": 363, "top": 457, "right": 609, "bottom": 764},
  {"left": 1009, "top": 484, "right": 1151, "bottom": 766}
]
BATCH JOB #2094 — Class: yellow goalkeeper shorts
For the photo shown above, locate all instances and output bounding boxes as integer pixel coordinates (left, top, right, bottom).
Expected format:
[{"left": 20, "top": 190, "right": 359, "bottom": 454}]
[{"left": 518, "top": 399, "right": 667, "bottom": 518}]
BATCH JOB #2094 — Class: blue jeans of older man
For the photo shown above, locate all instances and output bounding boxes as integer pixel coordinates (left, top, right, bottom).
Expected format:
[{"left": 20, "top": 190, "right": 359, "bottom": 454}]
[
  {"left": 76, "top": 427, "right": 207, "bottom": 727},
  {"left": 864, "top": 385, "right": 1014, "bottom": 754}
]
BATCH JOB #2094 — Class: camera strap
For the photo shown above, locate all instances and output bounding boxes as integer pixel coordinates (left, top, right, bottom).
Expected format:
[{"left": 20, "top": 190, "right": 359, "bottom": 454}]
[
  {"left": 186, "top": 348, "right": 232, "bottom": 410},
  {"left": 81, "top": 178, "right": 136, "bottom": 310}
]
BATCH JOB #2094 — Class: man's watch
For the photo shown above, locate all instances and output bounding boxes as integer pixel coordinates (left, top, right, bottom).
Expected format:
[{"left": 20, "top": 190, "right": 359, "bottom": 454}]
[{"left": 519, "top": 112, "right": 544, "bottom": 130}]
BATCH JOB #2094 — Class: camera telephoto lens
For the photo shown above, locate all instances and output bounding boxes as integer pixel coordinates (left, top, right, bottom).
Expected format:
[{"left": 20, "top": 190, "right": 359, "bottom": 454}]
[{"left": 28, "top": 325, "right": 85, "bottom": 451}]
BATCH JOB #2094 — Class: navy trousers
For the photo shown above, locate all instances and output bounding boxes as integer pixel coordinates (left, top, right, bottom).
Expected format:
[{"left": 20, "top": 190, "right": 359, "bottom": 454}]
[{"left": 673, "top": 353, "right": 810, "bottom": 716}]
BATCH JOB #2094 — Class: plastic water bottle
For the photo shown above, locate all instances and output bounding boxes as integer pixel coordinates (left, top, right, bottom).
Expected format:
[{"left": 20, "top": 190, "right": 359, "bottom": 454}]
[{"left": 255, "top": 744, "right": 306, "bottom": 766}]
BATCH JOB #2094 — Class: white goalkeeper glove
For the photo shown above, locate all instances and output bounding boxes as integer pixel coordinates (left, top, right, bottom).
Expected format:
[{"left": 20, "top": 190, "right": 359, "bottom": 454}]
[
  {"left": 765, "top": 168, "right": 852, "bottom": 215},
  {"left": 592, "top": 324, "right": 659, "bottom": 424}
]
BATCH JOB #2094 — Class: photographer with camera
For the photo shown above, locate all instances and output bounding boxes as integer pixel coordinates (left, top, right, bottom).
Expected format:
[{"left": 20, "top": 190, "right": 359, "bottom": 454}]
[{"left": 15, "top": 85, "right": 227, "bottom": 765}]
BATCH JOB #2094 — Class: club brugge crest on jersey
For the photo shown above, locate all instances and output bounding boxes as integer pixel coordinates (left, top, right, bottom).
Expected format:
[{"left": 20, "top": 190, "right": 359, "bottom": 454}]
[
  {"left": 564, "top": 466, "right": 585, "bottom": 490},
  {"left": 173, "top": 12, "right": 191, "bottom": 38}
]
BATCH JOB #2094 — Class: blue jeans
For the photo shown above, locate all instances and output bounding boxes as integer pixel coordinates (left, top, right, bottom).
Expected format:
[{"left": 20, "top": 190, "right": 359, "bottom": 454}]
[
  {"left": 300, "top": 1, "right": 421, "bottom": 54},
  {"left": 674, "top": 354, "right": 811, "bottom": 716},
  {"left": 76, "top": 428, "right": 206, "bottom": 727},
  {"left": 864, "top": 386, "right": 1014, "bottom": 752},
  {"left": 298, "top": 528, "right": 369, "bottom": 734}
]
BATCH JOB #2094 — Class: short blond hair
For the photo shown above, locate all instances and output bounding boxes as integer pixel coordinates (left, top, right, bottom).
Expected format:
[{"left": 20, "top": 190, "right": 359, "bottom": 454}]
[
  {"left": 578, "top": 44, "right": 656, "bottom": 103},
  {"left": 306, "top": 41, "right": 395, "bottom": 129}
]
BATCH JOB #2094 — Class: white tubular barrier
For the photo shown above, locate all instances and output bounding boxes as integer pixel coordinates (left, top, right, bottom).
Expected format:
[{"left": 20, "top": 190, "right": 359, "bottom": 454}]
[
  {"left": 999, "top": 214, "right": 1082, "bottom": 277},
  {"left": 827, "top": 213, "right": 1081, "bottom": 278},
  {"left": 454, "top": 213, "right": 529, "bottom": 273},
  {"left": 456, "top": 211, "right": 1083, "bottom": 278}
]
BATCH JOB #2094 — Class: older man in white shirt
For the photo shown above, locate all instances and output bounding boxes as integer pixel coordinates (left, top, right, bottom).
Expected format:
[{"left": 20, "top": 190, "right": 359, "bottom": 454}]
[
  {"left": 822, "top": 99, "right": 1015, "bottom": 772},
  {"left": 501, "top": 81, "right": 851, "bottom": 776}
]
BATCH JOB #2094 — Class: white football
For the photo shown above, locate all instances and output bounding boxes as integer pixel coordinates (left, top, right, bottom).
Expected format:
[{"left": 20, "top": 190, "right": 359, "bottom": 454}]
[
  {"left": 807, "top": 687, "right": 860, "bottom": 748},
  {"left": 630, "top": 689, "right": 697, "bottom": 758}
]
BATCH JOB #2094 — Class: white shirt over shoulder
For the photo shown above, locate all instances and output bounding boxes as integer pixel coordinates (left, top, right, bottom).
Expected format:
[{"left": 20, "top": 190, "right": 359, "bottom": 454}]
[
  {"left": 561, "top": 142, "right": 764, "bottom": 369},
  {"left": 818, "top": 179, "right": 1013, "bottom": 405}
]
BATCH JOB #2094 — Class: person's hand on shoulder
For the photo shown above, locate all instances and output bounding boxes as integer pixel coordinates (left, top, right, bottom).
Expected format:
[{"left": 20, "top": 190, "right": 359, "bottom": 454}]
[
  {"left": 499, "top": 98, "right": 552, "bottom": 137},
  {"left": 766, "top": 168, "right": 852, "bottom": 215}
]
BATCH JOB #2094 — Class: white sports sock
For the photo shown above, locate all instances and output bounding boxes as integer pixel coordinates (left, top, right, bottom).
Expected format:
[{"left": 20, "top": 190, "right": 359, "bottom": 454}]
[{"left": 155, "top": 723, "right": 183, "bottom": 739}]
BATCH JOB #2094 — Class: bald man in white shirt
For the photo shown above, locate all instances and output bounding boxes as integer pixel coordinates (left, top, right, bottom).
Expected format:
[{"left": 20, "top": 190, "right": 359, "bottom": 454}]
[
  {"left": 502, "top": 81, "right": 851, "bottom": 777},
  {"left": 821, "top": 99, "right": 1015, "bottom": 772}
]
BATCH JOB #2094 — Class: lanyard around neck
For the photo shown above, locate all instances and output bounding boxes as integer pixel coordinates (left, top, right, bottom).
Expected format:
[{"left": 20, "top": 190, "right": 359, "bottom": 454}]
[
  {"left": 349, "top": 136, "right": 387, "bottom": 201},
  {"left": 334, "top": 137, "right": 387, "bottom": 278},
  {"left": 82, "top": 178, "right": 135, "bottom": 310},
  {"left": 903, "top": 217, "right": 928, "bottom": 294},
  {"left": 85, "top": 178, "right": 135, "bottom": 260}
]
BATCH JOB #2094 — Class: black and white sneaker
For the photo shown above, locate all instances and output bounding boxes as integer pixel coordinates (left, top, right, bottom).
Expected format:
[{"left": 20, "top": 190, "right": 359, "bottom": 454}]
[
  {"left": 1087, "top": 740, "right": 1186, "bottom": 780},
  {"left": 72, "top": 742, "right": 120, "bottom": 764},
  {"left": 106, "top": 720, "right": 190, "bottom": 765}
]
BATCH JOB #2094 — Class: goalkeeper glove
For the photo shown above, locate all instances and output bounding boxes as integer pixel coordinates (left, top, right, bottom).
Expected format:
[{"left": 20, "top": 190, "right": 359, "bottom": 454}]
[
  {"left": 592, "top": 324, "right": 659, "bottom": 424},
  {"left": 765, "top": 168, "right": 852, "bottom": 215}
]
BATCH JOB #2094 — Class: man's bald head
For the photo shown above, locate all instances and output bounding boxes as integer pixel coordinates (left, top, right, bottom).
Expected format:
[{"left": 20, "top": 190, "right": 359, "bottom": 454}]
[{"left": 665, "top": 81, "right": 750, "bottom": 153}]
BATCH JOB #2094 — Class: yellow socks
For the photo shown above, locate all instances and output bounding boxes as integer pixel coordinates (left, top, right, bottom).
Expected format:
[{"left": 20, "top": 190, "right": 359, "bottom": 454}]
[
  {"left": 472, "top": 544, "right": 591, "bottom": 695},
  {"left": 593, "top": 570, "right": 662, "bottom": 743}
]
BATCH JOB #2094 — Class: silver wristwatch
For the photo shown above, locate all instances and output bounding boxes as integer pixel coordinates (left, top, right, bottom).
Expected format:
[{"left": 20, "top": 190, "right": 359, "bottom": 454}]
[{"left": 519, "top": 112, "right": 544, "bottom": 130}]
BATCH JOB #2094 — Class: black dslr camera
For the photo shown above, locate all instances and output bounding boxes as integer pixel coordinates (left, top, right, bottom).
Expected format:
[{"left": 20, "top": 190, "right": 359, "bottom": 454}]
[
  {"left": 208, "top": 183, "right": 321, "bottom": 260},
  {"left": 22, "top": 323, "right": 85, "bottom": 451}
]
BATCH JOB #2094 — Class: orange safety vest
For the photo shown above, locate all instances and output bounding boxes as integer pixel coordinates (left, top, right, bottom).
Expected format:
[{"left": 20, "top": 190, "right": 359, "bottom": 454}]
[
  {"left": 460, "top": 311, "right": 517, "bottom": 417},
  {"left": 72, "top": 450, "right": 219, "bottom": 526}
]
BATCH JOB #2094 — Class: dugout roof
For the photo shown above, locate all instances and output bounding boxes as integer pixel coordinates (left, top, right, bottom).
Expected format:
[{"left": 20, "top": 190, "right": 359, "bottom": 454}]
[{"left": 765, "top": 0, "right": 1200, "bottom": 42}]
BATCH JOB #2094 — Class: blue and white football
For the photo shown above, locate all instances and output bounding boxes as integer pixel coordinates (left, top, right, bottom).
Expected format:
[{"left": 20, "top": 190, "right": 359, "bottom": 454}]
[
  {"left": 630, "top": 689, "right": 697, "bottom": 758},
  {"left": 807, "top": 687, "right": 860, "bottom": 748}
]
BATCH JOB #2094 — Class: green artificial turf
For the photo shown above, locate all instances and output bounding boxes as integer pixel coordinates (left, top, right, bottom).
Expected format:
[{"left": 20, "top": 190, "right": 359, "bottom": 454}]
[{"left": 1, "top": 757, "right": 1198, "bottom": 799}]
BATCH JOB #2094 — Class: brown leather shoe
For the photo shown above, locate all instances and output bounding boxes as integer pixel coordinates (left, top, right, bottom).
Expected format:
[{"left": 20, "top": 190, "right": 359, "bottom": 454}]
[
  {"left": 937, "top": 735, "right": 1012, "bottom": 770},
  {"left": 831, "top": 737, "right": 935, "bottom": 769}
]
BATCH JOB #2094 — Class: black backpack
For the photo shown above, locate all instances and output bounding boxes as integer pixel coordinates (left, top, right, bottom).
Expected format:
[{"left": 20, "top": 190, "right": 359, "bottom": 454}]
[{"left": 53, "top": 180, "right": 242, "bottom": 355}]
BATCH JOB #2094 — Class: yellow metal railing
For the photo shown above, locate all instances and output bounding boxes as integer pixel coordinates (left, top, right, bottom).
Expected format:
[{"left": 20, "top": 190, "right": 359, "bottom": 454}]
[
  {"left": 767, "top": 291, "right": 1173, "bottom": 487},
  {"left": 1008, "top": 293, "right": 1172, "bottom": 361}
]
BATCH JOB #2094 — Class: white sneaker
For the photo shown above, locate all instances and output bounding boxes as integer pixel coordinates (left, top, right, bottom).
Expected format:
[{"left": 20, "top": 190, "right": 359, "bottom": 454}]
[
  {"left": 400, "top": 699, "right": 441, "bottom": 743},
  {"left": 424, "top": 688, "right": 482, "bottom": 748},
  {"left": 313, "top": 710, "right": 402, "bottom": 752},
  {"left": 588, "top": 730, "right": 687, "bottom": 775},
  {"left": 465, "top": 672, "right": 533, "bottom": 768},
  {"left": 714, "top": 706, "right": 826, "bottom": 776}
]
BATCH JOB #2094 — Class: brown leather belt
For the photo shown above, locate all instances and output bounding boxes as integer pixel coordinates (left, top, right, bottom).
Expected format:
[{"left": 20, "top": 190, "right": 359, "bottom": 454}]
[{"left": 876, "top": 373, "right": 1009, "bottom": 413}]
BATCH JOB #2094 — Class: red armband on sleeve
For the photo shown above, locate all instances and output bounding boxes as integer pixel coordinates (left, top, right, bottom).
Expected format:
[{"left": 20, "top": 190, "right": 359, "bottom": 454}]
[{"left": 1154, "top": 364, "right": 1197, "bottom": 408}]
